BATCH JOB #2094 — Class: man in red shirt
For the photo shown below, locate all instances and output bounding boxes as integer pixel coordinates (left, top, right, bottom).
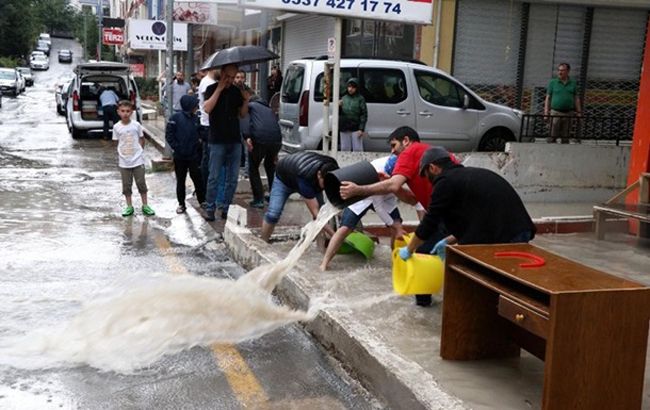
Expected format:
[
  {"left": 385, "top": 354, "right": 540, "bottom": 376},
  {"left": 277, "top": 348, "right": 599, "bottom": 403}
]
[{"left": 340, "top": 126, "right": 450, "bottom": 306}]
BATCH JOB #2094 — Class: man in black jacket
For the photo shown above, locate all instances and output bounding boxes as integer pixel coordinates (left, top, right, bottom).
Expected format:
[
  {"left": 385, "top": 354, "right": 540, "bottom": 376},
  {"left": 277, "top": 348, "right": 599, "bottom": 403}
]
[
  {"left": 261, "top": 151, "right": 339, "bottom": 242},
  {"left": 399, "top": 147, "right": 535, "bottom": 261},
  {"left": 242, "top": 95, "right": 282, "bottom": 208}
]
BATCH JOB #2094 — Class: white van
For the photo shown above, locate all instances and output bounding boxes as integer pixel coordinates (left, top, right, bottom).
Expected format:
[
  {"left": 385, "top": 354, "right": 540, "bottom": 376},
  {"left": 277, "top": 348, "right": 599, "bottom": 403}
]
[
  {"left": 66, "top": 62, "right": 142, "bottom": 139},
  {"left": 279, "top": 58, "right": 524, "bottom": 152}
]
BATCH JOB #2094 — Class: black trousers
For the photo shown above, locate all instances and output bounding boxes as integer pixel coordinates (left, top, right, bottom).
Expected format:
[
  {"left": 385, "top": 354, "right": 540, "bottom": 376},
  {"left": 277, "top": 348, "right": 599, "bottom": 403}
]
[
  {"left": 102, "top": 104, "right": 119, "bottom": 139},
  {"left": 174, "top": 158, "right": 205, "bottom": 206},
  {"left": 248, "top": 142, "right": 282, "bottom": 203},
  {"left": 198, "top": 126, "right": 210, "bottom": 193}
]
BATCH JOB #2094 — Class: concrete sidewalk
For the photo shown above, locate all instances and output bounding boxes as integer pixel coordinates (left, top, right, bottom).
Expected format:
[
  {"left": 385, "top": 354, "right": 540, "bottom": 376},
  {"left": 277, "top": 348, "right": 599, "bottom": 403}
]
[{"left": 142, "top": 116, "right": 650, "bottom": 409}]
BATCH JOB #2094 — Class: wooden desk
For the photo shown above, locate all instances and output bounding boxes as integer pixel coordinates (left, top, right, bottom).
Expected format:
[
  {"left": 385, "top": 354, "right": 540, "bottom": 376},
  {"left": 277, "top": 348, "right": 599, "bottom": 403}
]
[{"left": 442, "top": 243, "right": 650, "bottom": 409}]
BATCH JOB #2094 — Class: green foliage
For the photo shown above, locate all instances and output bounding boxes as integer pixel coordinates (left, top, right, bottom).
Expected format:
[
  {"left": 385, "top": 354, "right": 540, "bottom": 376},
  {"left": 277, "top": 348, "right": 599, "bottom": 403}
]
[
  {"left": 0, "top": 0, "right": 36, "bottom": 58},
  {"left": 0, "top": 56, "right": 19, "bottom": 68},
  {"left": 135, "top": 77, "right": 160, "bottom": 101}
]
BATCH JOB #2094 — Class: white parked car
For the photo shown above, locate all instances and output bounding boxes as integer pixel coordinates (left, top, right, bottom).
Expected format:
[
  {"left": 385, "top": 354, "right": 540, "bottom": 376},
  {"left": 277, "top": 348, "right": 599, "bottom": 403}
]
[
  {"left": 17, "top": 67, "right": 34, "bottom": 86},
  {"left": 15, "top": 70, "right": 26, "bottom": 93},
  {"left": 30, "top": 55, "right": 50, "bottom": 71},
  {"left": 0, "top": 68, "right": 21, "bottom": 96},
  {"left": 66, "top": 62, "right": 142, "bottom": 138},
  {"left": 279, "top": 58, "right": 524, "bottom": 152}
]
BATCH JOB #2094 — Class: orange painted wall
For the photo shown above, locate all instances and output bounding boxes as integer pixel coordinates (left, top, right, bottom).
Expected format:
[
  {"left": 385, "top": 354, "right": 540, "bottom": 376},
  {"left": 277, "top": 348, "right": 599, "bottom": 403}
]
[{"left": 627, "top": 20, "right": 650, "bottom": 194}]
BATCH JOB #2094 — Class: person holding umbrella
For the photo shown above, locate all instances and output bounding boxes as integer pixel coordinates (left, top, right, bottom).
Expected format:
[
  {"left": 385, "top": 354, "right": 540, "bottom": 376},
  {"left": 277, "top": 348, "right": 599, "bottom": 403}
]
[{"left": 202, "top": 64, "right": 250, "bottom": 221}]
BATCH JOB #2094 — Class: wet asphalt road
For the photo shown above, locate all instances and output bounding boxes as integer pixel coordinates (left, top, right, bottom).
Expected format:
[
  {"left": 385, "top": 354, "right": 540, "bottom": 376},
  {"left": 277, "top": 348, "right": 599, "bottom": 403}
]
[{"left": 0, "top": 38, "right": 378, "bottom": 410}]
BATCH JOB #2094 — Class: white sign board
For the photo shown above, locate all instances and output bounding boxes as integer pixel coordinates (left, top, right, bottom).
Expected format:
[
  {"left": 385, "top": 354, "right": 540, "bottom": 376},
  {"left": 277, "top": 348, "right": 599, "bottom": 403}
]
[
  {"left": 240, "top": 0, "right": 433, "bottom": 24},
  {"left": 128, "top": 19, "right": 189, "bottom": 51}
]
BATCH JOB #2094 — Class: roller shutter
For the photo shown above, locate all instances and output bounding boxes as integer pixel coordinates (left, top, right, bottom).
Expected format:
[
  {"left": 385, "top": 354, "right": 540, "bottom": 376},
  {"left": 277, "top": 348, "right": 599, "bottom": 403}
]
[{"left": 282, "top": 15, "right": 335, "bottom": 71}]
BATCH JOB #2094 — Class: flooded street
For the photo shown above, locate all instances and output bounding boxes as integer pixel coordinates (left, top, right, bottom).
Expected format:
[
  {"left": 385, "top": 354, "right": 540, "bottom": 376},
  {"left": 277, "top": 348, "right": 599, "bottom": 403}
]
[{"left": 0, "top": 38, "right": 376, "bottom": 409}]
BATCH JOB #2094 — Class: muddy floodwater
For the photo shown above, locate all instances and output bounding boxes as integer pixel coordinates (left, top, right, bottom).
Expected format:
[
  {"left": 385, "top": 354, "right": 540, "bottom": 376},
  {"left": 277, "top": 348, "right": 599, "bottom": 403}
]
[{"left": 0, "top": 38, "right": 378, "bottom": 410}]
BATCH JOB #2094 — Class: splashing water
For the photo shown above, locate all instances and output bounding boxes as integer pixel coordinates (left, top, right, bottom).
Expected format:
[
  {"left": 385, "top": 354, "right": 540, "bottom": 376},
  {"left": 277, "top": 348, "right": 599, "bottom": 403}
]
[{"left": 1, "top": 204, "right": 341, "bottom": 373}]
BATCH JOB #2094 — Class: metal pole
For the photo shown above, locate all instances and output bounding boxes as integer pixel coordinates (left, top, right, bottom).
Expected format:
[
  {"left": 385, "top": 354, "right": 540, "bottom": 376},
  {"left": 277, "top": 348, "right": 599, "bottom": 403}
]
[
  {"left": 259, "top": 11, "right": 270, "bottom": 102},
  {"left": 164, "top": 0, "right": 174, "bottom": 159},
  {"left": 83, "top": 13, "right": 87, "bottom": 59},
  {"left": 187, "top": 24, "right": 194, "bottom": 79},
  {"left": 97, "top": 0, "right": 102, "bottom": 61},
  {"left": 322, "top": 63, "right": 331, "bottom": 154},
  {"left": 330, "top": 17, "right": 342, "bottom": 158}
]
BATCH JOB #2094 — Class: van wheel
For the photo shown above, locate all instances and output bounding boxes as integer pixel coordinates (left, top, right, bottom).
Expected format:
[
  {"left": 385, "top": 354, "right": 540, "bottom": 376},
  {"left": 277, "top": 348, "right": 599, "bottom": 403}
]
[
  {"left": 71, "top": 127, "right": 82, "bottom": 139},
  {"left": 478, "top": 128, "right": 514, "bottom": 152}
]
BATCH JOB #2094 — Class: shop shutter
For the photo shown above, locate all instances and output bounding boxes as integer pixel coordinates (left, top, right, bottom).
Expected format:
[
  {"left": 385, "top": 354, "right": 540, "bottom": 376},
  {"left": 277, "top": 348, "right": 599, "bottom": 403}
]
[
  {"left": 453, "top": 0, "right": 522, "bottom": 104},
  {"left": 523, "top": 4, "right": 586, "bottom": 113},
  {"left": 282, "top": 15, "right": 335, "bottom": 71}
]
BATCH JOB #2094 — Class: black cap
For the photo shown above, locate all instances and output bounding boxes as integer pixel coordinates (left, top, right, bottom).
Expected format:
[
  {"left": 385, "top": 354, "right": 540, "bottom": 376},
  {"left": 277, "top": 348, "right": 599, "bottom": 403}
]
[{"left": 418, "top": 147, "right": 451, "bottom": 176}]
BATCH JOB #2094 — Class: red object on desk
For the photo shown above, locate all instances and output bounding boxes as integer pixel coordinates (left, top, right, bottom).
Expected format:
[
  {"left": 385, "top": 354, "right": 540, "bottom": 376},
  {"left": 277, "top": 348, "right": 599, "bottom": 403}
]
[{"left": 494, "top": 251, "right": 546, "bottom": 268}]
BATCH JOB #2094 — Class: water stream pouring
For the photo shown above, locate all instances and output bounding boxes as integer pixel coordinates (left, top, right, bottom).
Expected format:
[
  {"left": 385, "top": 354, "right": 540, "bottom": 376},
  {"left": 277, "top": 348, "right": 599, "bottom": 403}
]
[
  {"left": 1, "top": 205, "right": 341, "bottom": 374},
  {"left": 324, "top": 161, "right": 379, "bottom": 208}
]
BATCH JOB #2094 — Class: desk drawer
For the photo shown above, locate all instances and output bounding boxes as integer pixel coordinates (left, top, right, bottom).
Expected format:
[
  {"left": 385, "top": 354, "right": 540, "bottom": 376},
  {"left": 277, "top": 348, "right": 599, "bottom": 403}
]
[{"left": 498, "top": 295, "right": 549, "bottom": 339}]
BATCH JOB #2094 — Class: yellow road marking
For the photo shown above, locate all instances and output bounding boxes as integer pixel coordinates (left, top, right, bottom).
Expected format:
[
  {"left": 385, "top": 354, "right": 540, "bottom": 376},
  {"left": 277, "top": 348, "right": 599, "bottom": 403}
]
[{"left": 152, "top": 231, "right": 269, "bottom": 407}]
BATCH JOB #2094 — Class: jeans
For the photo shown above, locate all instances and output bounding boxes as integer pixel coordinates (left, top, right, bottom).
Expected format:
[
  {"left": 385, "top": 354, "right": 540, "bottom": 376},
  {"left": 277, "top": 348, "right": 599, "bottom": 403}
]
[
  {"left": 264, "top": 176, "right": 324, "bottom": 224},
  {"left": 248, "top": 142, "right": 281, "bottom": 203},
  {"left": 205, "top": 143, "right": 241, "bottom": 213},
  {"left": 174, "top": 158, "right": 204, "bottom": 206},
  {"left": 102, "top": 104, "right": 119, "bottom": 139}
]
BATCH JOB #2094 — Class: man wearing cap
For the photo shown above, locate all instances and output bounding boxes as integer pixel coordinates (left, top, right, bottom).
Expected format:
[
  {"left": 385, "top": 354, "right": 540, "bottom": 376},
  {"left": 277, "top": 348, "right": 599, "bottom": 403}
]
[
  {"left": 339, "top": 77, "right": 367, "bottom": 152},
  {"left": 398, "top": 147, "right": 536, "bottom": 262}
]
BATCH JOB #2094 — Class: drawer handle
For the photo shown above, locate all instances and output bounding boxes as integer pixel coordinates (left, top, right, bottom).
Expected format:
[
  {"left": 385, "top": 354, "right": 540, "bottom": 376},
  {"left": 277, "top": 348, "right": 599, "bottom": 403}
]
[{"left": 515, "top": 314, "right": 525, "bottom": 322}]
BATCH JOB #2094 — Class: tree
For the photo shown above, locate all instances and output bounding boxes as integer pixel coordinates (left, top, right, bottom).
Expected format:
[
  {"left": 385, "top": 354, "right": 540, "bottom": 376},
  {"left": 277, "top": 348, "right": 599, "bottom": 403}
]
[{"left": 0, "top": 0, "right": 36, "bottom": 58}]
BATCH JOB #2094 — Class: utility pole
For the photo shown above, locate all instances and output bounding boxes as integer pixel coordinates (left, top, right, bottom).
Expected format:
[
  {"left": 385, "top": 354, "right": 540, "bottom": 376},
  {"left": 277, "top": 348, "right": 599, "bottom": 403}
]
[
  {"left": 258, "top": 11, "right": 269, "bottom": 102},
  {"left": 97, "top": 0, "right": 102, "bottom": 61},
  {"left": 163, "top": 0, "right": 174, "bottom": 159}
]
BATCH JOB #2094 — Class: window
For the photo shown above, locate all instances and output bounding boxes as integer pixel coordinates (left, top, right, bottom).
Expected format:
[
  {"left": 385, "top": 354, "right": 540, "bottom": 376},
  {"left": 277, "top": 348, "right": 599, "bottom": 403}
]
[
  {"left": 313, "top": 69, "right": 356, "bottom": 102},
  {"left": 359, "top": 68, "right": 407, "bottom": 104},
  {"left": 281, "top": 65, "right": 304, "bottom": 104},
  {"left": 414, "top": 70, "right": 466, "bottom": 108}
]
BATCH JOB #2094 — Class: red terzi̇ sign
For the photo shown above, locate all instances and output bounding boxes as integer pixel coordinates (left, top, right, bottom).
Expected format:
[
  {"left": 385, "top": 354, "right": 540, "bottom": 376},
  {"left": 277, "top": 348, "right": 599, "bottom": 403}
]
[{"left": 102, "top": 28, "right": 124, "bottom": 45}]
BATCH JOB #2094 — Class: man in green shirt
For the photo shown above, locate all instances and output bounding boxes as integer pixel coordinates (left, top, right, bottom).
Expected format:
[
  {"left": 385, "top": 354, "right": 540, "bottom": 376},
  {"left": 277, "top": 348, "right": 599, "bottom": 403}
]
[{"left": 544, "top": 63, "right": 582, "bottom": 144}]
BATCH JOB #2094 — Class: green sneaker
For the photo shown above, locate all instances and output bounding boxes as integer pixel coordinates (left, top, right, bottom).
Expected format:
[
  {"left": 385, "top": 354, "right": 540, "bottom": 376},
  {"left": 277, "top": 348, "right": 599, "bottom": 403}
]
[
  {"left": 142, "top": 204, "right": 155, "bottom": 216},
  {"left": 121, "top": 206, "right": 134, "bottom": 217}
]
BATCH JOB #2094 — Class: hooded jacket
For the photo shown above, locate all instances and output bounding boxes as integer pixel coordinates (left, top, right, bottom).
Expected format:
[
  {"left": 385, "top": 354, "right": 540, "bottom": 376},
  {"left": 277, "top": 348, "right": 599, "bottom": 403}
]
[
  {"left": 241, "top": 96, "right": 281, "bottom": 145},
  {"left": 165, "top": 95, "right": 201, "bottom": 161},
  {"left": 340, "top": 79, "right": 367, "bottom": 132}
]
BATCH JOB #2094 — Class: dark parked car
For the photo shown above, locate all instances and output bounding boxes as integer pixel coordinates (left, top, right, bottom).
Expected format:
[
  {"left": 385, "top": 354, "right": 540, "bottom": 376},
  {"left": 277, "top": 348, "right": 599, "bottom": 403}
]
[
  {"left": 58, "top": 49, "right": 73, "bottom": 63},
  {"left": 17, "top": 67, "right": 34, "bottom": 86}
]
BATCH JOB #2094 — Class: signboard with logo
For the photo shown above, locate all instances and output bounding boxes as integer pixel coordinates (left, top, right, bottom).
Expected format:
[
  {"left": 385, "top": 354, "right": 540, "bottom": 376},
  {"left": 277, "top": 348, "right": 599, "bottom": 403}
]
[
  {"left": 128, "top": 19, "right": 188, "bottom": 51},
  {"left": 240, "top": 0, "right": 433, "bottom": 24},
  {"left": 130, "top": 63, "right": 145, "bottom": 78},
  {"left": 173, "top": 2, "right": 218, "bottom": 25},
  {"left": 102, "top": 27, "right": 124, "bottom": 45}
]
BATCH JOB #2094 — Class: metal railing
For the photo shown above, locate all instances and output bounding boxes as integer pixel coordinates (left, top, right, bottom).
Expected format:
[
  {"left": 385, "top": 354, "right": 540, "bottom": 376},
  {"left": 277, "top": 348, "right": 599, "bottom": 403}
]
[{"left": 519, "top": 114, "right": 635, "bottom": 145}]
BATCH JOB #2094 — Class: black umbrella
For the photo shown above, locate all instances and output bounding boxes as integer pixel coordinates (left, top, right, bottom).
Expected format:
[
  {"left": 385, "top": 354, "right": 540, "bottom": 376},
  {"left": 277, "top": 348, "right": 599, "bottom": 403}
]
[{"left": 201, "top": 46, "right": 279, "bottom": 70}]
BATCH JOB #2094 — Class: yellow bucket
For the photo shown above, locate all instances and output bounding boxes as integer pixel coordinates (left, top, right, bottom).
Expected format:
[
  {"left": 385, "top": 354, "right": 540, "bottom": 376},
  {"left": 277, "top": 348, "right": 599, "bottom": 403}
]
[{"left": 392, "top": 234, "right": 444, "bottom": 295}]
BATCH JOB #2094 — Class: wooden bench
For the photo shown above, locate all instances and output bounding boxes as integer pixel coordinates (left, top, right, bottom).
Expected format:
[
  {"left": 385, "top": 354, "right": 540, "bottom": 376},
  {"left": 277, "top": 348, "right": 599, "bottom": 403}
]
[
  {"left": 594, "top": 172, "right": 650, "bottom": 239},
  {"left": 442, "top": 243, "right": 650, "bottom": 409}
]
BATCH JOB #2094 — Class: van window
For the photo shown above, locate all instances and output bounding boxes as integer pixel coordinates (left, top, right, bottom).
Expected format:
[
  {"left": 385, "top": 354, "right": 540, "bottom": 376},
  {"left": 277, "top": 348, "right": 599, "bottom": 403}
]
[
  {"left": 281, "top": 65, "right": 305, "bottom": 104},
  {"left": 359, "top": 68, "right": 407, "bottom": 104},
  {"left": 313, "top": 68, "right": 355, "bottom": 102},
  {"left": 415, "top": 70, "right": 476, "bottom": 109}
]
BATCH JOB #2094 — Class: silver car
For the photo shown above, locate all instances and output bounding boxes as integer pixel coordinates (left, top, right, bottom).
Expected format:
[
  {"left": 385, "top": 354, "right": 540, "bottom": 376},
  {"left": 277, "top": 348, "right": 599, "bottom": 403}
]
[
  {"left": 66, "top": 62, "right": 142, "bottom": 138},
  {"left": 279, "top": 58, "right": 524, "bottom": 152},
  {"left": 0, "top": 68, "right": 21, "bottom": 96}
]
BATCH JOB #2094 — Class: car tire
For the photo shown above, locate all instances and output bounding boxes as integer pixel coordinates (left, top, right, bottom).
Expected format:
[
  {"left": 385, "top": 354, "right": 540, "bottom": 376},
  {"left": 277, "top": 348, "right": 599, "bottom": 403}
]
[
  {"left": 478, "top": 128, "right": 514, "bottom": 152},
  {"left": 71, "top": 127, "right": 82, "bottom": 139}
]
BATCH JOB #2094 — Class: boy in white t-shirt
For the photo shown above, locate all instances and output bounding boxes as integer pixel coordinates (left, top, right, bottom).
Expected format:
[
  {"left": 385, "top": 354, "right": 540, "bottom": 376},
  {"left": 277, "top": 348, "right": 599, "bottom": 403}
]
[{"left": 112, "top": 100, "right": 155, "bottom": 217}]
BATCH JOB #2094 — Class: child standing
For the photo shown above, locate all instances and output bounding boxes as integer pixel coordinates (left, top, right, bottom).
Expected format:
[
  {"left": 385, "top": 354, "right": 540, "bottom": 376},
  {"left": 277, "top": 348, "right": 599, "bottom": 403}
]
[
  {"left": 165, "top": 95, "right": 205, "bottom": 214},
  {"left": 112, "top": 100, "right": 155, "bottom": 217}
]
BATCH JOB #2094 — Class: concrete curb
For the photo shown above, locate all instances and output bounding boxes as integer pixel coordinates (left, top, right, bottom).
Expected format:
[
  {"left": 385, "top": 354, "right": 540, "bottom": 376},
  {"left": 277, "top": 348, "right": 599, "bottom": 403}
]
[{"left": 223, "top": 206, "right": 468, "bottom": 410}]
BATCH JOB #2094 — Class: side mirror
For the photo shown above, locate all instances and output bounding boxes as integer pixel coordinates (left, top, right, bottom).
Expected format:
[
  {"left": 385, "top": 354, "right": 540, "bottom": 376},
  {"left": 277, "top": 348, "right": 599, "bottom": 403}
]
[{"left": 463, "top": 94, "right": 470, "bottom": 109}]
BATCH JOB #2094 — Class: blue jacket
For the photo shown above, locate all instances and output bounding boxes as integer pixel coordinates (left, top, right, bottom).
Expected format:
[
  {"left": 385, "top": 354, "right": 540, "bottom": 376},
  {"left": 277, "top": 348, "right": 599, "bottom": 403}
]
[
  {"left": 166, "top": 95, "right": 200, "bottom": 161},
  {"left": 241, "top": 98, "right": 281, "bottom": 145}
]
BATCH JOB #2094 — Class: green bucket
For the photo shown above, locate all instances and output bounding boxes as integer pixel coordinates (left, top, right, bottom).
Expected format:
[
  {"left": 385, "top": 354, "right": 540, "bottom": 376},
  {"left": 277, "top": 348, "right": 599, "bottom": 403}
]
[{"left": 337, "top": 232, "right": 375, "bottom": 260}]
